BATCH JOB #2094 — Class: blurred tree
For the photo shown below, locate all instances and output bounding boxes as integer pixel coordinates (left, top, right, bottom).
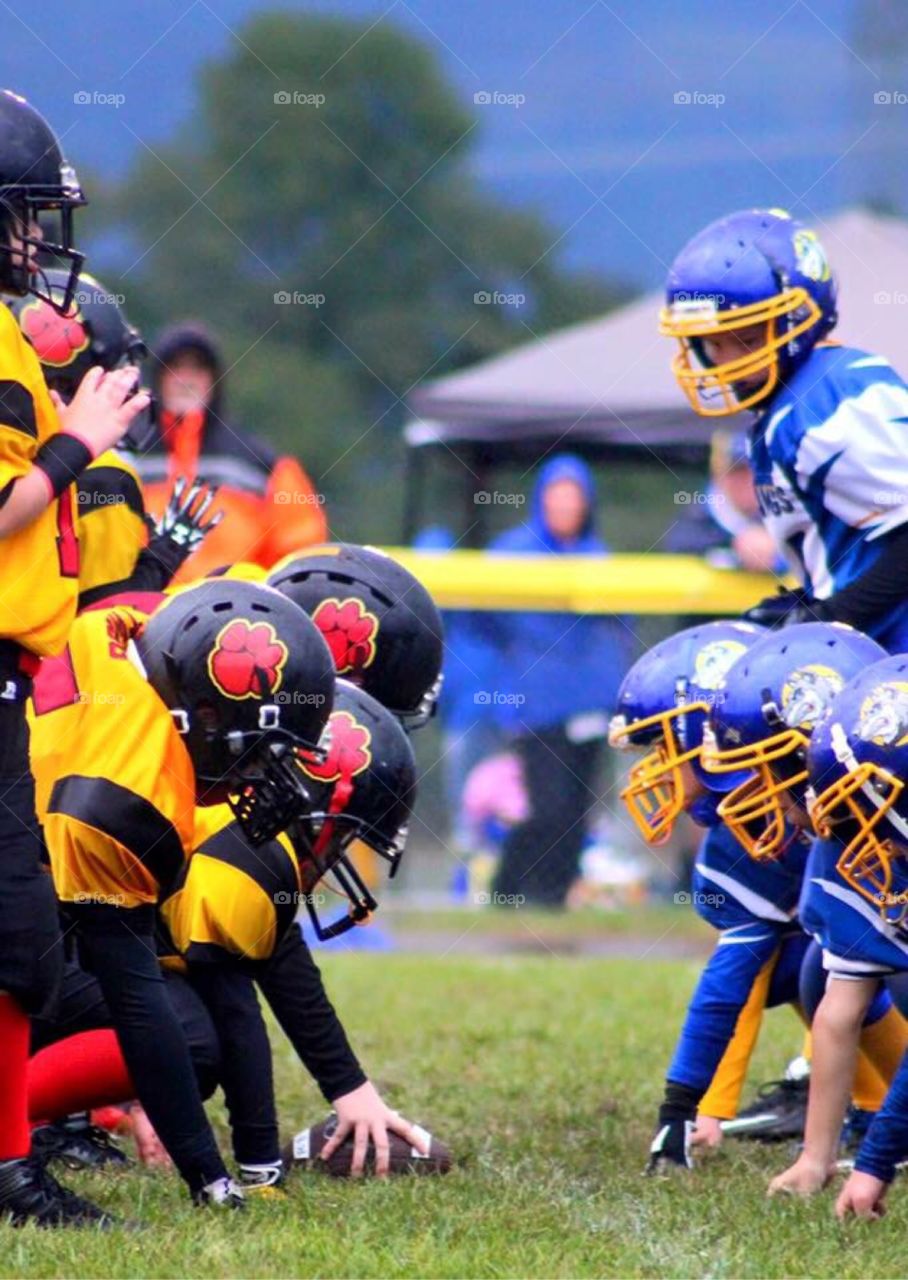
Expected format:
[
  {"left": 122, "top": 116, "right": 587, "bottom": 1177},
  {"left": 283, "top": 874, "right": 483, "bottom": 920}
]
[{"left": 87, "top": 11, "right": 628, "bottom": 540}]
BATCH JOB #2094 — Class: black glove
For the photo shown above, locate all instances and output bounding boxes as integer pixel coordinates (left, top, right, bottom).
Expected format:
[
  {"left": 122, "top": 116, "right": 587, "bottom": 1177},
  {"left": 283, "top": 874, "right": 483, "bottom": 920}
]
[
  {"left": 644, "top": 1116, "right": 694, "bottom": 1176},
  {"left": 743, "top": 587, "right": 832, "bottom": 630}
]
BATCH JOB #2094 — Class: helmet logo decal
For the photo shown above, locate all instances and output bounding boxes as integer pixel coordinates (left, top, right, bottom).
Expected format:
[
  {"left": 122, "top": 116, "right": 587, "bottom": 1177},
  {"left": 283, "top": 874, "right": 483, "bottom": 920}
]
[
  {"left": 207, "top": 618, "right": 288, "bottom": 701},
  {"left": 19, "top": 296, "right": 89, "bottom": 367},
  {"left": 793, "top": 228, "right": 830, "bottom": 283},
  {"left": 781, "top": 664, "right": 844, "bottom": 730},
  {"left": 856, "top": 682, "right": 908, "bottom": 746},
  {"left": 299, "top": 709, "right": 372, "bottom": 785},
  {"left": 311, "top": 597, "right": 379, "bottom": 677},
  {"left": 693, "top": 640, "right": 747, "bottom": 691}
]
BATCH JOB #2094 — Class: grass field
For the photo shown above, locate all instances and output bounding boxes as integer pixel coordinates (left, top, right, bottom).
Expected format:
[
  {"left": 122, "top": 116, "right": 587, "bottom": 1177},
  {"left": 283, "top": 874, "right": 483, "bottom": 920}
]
[{"left": 5, "top": 910, "right": 908, "bottom": 1279}]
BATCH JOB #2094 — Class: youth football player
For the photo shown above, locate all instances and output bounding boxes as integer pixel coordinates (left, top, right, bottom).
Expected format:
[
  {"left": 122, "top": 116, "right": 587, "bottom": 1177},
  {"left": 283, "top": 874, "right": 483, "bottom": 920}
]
[
  {"left": 31, "top": 581, "right": 334, "bottom": 1208},
  {"left": 0, "top": 90, "right": 150, "bottom": 1226},
  {"left": 774, "top": 656, "right": 908, "bottom": 1209},
  {"left": 660, "top": 208, "right": 908, "bottom": 652},
  {"left": 609, "top": 620, "right": 812, "bottom": 1171}
]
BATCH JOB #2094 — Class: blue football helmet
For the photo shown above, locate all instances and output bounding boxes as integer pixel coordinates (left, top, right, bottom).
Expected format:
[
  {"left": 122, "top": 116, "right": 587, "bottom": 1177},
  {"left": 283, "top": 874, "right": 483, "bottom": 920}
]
[
  {"left": 703, "top": 623, "right": 887, "bottom": 861},
  {"left": 808, "top": 655, "right": 908, "bottom": 925},
  {"left": 660, "top": 208, "right": 838, "bottom": 417},
  {"left": 608, "top": 620, "right": 764, "bottom": 843}
]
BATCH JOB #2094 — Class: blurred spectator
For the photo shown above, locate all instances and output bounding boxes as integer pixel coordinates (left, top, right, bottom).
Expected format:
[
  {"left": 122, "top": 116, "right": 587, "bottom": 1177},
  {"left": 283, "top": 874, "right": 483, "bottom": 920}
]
[
  {"left": 487, "top": 453, "right": 632, "bottom": 907},
  {"left": 413, "top": 526, "right": 505, "bottom": 851},
  {"left": 134, "top": 322, "right": 327, "bottom": 580},
  {"left": 666, "top": 428, "right": 783, "bottom": 573}
]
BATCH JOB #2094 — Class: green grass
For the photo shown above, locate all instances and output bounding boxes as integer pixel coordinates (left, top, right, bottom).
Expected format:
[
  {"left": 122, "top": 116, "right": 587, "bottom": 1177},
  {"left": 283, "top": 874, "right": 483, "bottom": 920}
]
[{"left": 5, "top": 947, "right": 908, "bottom": 1279}]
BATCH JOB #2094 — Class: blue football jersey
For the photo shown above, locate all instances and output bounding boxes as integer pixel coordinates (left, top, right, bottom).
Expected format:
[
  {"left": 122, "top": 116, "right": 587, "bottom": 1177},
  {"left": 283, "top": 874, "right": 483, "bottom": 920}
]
[
  {"left": 799, "top": 837, "right": 908, "bottom": 977},
  {"left": 692, "top": 821, "right": 807, "bottom": 932},
  {"left": 749, "top": 345, "right": 908, "bottom": 651}
]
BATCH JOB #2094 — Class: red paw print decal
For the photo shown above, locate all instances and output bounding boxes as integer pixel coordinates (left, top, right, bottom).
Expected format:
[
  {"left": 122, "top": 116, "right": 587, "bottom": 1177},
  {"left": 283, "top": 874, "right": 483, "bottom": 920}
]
[
  {"left": 300, "top": 710, "right": 372, "bottom": 785},
  {"left": 311, "top": 597, "right": 378, "bottom": 677},
  {"left": 19, "top": 297, "right": 90, "bottom": 368},
  {"left": 207, "top": 619, "right": 288, "bottom": 701}
]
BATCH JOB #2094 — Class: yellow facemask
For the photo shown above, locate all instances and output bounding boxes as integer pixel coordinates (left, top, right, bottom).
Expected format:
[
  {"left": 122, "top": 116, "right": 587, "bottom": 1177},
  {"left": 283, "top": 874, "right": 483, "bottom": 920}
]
[
  {"left": 809, "top": 763, "right": 906, "bottom": 922},
  {"left": 702, "top": 723, "right": 808, "bottom": 860},
  {"left": 609, "top": 704, "right": 707, "bottom": 845},
  {"left": 659, "top": 290, "right": 822, "bottom": 417}
]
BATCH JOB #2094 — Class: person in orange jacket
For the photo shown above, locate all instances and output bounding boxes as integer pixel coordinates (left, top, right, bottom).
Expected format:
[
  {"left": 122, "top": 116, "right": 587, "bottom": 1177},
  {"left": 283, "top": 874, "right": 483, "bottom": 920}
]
[{"left": 133, "top": 322, "right": 326, "bottom": 580}]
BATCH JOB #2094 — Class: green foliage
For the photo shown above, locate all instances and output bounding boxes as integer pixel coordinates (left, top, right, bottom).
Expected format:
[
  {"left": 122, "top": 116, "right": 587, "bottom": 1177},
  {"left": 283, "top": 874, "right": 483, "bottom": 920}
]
[{"left": 86, "top": 12, "right": 628, "bottom": 542}]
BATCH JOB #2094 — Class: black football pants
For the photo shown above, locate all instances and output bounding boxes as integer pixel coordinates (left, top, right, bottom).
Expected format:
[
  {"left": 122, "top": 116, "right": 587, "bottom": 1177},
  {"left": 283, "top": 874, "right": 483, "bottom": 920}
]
[{"left": 64, "top": 901, "right": 228, "bottom": 1194}]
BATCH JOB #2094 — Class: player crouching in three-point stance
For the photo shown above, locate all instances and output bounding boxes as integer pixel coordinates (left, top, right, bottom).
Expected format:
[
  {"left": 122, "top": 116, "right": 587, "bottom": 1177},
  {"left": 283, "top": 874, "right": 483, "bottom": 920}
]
[
  {"left": 609, "top": 621, "right": 812, "bottom": 1172},
  {"left": 31, "top": 579, "right": 335, "bottom": 1210}
]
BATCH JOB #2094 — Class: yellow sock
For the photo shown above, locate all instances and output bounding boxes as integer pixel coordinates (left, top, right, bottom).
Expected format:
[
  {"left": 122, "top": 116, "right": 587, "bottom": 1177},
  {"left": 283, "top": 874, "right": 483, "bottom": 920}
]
[
  {"left": 858, "top": 1005, "right": 908, "bottom": 1091},
  {"left": 852, "top": 1048, "right": 888, "bottom": 1111}
]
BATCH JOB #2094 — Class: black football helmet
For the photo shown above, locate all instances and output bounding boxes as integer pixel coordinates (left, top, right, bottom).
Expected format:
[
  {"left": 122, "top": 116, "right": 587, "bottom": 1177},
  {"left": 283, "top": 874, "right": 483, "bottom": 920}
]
[
  {"left": 7, "top": 268, "right": 146, "bottom": 399},
  {"left": 292, "top": 679, "right": 417, "bottom": 940},
  {"left": 136, "top": 580, "right": 335, "bottom": 844},
  {"left": 267, "top": 544, "right": 444, "bottom": 730},
  {"left": 0, "top": 90, "right": 85, "bottom": 310}
]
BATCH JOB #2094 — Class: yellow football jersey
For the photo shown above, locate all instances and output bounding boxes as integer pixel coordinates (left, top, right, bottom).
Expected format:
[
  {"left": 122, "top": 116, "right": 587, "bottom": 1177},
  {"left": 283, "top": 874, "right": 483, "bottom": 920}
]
[
  {"left": 31, "top": 605, "right": 197, "bottom": 907},
  {"left": 0, "top": 304, "right": 81, "bottom": 655},
  {"left": 159, "top": 808, "right": 301, "bottom": 966},
  {"left": 76, "top": 450, "right": 148, "bottom": 606}
]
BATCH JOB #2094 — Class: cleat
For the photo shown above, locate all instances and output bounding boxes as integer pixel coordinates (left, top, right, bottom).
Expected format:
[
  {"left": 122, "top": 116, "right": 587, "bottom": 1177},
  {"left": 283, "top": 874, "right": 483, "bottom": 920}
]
[
  {"left": 32, "top": 1114, "right": 130, "bottom": 1171},
  {"left": 721, "top": 1074, "right": 808, "bottom": 1143},
  {"left": 0, "top": 1156, "right": 115, "bottom": 1228},
  {"left": 193, "top": 1176, "right": 246, "bottom": 1209}
]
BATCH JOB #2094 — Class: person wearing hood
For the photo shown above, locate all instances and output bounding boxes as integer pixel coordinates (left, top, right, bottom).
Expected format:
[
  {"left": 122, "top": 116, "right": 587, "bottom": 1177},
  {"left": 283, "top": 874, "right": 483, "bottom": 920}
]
[
  {"left": 487, "top": 454, "right": 632, "bottom": 907},
  {"left": 133, "top": 322, "right": 327, "bottom": 581}
]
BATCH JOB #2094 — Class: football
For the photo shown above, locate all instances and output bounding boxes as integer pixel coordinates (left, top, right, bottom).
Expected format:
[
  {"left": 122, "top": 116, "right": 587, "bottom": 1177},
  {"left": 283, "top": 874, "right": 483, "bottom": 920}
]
[{"left": 282, "top": 1115, "right": 453, "bottom": 1178}]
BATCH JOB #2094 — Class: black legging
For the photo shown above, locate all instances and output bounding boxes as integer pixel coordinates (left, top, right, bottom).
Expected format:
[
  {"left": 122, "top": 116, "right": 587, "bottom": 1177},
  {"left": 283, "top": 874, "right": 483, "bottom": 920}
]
[
  {"left": 65, "top": 902, "right": 227, "bottom": 1194},
  {"left": 493, "top": 727, "right": 601, "bottom": 906},
  {"left": 31, "top": 960, "right": 223, "bottom": 1104}
]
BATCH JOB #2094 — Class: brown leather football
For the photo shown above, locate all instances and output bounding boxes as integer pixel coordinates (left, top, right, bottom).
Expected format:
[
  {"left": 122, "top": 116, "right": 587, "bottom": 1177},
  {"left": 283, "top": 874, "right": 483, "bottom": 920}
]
[{"left": 282, "top": 1114, "right": 452, "bottom": 1178}]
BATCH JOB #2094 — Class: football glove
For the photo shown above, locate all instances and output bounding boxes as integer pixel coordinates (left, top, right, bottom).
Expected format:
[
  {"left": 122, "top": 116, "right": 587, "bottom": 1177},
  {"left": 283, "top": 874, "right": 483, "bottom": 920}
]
[
  {"left": 644, "top": 1118, "right": 695, "bottom": 1176},
  {"left": 155, "top": 476, "right": 223, "bottom": 551},
  {"left": 193, "top": 1176, "right": 246, "bottom": 1208},
  {"left": 743, "top": 587, "right": 831, "bottom": 630}
]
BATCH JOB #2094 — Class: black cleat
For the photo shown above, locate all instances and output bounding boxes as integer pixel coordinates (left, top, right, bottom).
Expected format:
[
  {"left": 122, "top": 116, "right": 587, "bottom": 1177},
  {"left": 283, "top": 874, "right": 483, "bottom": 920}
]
[
  {"left": 721, "top": 1075, "right": 808, "bottom": 1143},
  {"left": 0, "top": 1157, "right": 114, "bottom": 1228},
  {"left": 32, "top": 1114, "right": 130, "bottom": 1171}
]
